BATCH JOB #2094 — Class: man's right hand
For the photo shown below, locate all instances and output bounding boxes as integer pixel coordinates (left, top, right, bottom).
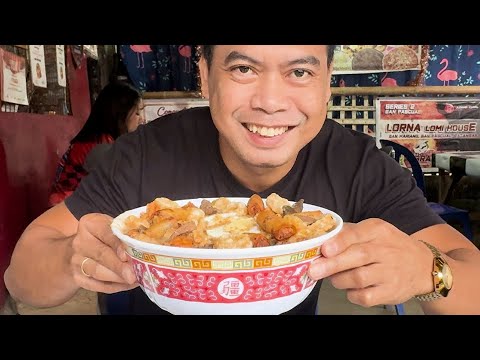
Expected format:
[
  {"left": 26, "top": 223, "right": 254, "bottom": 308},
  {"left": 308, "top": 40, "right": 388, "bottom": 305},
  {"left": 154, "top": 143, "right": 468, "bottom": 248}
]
[{"left": 71, "top": 213, "right": 138, "bottom": 293}]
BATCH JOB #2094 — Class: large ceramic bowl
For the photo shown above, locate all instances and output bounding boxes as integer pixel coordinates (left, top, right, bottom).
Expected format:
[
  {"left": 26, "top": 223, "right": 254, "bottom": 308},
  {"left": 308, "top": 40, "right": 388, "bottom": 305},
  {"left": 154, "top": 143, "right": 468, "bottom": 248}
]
[{"left": 111, "top": 197, "right": 343, "bottom": 315}]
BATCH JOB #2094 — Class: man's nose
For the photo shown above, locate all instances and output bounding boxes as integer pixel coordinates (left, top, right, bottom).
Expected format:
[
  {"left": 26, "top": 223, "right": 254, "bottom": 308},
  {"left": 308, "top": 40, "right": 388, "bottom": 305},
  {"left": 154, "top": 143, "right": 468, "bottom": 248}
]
[{"left": 250, "top": 74, "right": 289, "bottom": 114}]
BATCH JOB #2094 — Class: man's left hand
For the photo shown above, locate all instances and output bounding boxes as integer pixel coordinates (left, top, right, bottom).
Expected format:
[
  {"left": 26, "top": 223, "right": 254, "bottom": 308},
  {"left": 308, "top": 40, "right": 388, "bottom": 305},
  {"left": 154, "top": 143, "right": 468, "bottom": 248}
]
[{"left": 308, "top": 218, "right": 434, "bottom": 307}]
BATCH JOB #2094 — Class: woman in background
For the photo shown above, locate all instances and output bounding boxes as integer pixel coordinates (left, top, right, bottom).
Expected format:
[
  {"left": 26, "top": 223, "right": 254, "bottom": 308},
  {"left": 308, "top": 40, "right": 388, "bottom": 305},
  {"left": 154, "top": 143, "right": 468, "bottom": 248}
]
[{"left": 48, "top": 81, "right": 144, "bottom": 207}]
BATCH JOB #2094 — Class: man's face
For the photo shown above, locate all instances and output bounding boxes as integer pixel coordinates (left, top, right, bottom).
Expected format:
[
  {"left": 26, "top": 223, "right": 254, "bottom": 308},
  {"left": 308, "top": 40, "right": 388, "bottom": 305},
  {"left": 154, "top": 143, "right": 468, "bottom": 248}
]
[{"left": 199, "top": 45, "right": 333, "bottom": 170}]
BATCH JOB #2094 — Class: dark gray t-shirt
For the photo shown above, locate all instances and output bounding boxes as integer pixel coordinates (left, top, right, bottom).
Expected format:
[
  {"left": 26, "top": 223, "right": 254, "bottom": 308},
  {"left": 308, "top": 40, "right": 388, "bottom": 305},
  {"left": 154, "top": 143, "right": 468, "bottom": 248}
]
[
  {"left": 83, "top": 143, "right": 113, "bottom": 173},
  {"left": 65, "top": 106, "right": 444, "bottom": 315}
]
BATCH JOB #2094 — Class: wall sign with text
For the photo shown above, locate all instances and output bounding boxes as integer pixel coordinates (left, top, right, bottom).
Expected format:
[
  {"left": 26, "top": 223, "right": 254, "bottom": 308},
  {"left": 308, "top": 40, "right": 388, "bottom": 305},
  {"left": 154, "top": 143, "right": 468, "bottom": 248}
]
[
  {"left": 376, "top": 97, "right": 480, "bottom": 168},
  {"left": 143, "top": 98, "right": 209, "bottom": 123},
  {"left": 0, "top": 49, "right": 29, "bottom": 105}
]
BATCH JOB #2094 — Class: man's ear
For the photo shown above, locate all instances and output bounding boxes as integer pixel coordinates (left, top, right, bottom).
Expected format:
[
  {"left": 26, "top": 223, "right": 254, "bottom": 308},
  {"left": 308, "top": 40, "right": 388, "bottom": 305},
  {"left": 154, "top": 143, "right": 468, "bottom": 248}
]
[{"left": 199, "top": 56, "right": 209, "bottom": 99}]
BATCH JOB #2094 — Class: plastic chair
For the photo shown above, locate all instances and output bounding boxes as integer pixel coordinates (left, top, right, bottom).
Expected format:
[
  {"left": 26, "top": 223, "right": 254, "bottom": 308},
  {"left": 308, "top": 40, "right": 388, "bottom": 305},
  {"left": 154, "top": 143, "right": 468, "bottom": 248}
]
[
  {"left": 393, "top": 303, "right": 405, "bottom": 315},
  {"left": 380, "top": 140, "right": 473, "bottom": 241}
]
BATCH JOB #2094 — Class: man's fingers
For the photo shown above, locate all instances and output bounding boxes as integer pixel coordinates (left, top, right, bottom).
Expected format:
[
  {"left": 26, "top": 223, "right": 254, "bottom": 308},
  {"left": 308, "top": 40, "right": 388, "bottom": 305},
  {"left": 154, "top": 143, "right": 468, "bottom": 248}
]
[
  {"left": 346, "top": 285, "right": 400, "bottom": 308},
  {"left": 309, "top": 242, "right": 378, "bottom": 280},
  {"left": 116, "top": 244, "right": 128, "bottom": 262},
  {"left": 84, "top": 242, "right": 135, "bottom": 283},
  {"left": 78, "top": 256, "right": 134, "bottom": 284},
  {"left": 329, "top": 263, "right": 385, "bottom": 290},
  {"left": 321, "top": 219, "right": 389, "bottom": 257},
  {"left": 81, "top": 213, "right": 124, "bottom": 255},
  {"left": 77, "top": 275, "right": 139, "bottom": 294},
  {"left": 75, "top": 214, "right": 134, "bottom": 282}
]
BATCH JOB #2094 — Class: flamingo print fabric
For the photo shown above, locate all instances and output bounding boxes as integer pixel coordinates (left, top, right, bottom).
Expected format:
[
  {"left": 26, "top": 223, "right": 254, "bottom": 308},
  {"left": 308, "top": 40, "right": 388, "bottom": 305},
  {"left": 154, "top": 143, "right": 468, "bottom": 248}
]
[
  {"left": 119, "top": 45, "right": 198, "bottom": 92},
  {"left": 331, "top": 45, "right": 480, "bottom": 87},
  {"left": 118, "top": 45, "right": 479, "bottom": 90}
]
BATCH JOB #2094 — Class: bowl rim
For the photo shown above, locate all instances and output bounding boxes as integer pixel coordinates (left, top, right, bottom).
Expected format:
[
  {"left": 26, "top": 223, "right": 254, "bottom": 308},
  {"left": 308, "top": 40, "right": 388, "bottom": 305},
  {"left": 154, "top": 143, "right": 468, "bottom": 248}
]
[{"left": 111, "top": 197, "right": 344, "bottom": 256}]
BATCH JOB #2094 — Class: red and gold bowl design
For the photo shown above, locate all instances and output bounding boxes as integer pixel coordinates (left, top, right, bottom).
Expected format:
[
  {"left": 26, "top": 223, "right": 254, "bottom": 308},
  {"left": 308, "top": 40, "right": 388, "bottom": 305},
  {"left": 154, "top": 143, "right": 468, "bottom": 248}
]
[{"left": 111, "top": 197, "right": 343, "bottom": 314}]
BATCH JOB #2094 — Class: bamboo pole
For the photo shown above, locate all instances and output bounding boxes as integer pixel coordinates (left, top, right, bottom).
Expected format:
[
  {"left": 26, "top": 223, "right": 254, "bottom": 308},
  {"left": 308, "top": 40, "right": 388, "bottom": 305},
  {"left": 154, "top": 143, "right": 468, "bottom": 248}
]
[
  {"left": 142, "top": 86, "right": 480, "bottom": 100},
  {"left": 331, "top": 86, "right": 480, "bottom": 96}
]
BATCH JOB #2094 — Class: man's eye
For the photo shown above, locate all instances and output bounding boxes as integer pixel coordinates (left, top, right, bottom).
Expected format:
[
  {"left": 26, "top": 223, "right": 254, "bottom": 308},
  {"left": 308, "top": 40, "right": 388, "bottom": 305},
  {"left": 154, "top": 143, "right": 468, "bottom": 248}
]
[
  {"left": 235, "top": 66, "right": 251, "bottom": 74},
  {"left": 292, "top": 69, "right": 308, "bottom": 78}
]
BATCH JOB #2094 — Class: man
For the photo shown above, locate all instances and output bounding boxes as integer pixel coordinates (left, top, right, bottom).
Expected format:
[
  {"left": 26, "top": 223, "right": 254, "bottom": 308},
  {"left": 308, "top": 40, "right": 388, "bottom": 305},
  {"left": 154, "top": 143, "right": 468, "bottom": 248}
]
[{"left": 5, "top": 46, "right": 480, "bottom": 314}]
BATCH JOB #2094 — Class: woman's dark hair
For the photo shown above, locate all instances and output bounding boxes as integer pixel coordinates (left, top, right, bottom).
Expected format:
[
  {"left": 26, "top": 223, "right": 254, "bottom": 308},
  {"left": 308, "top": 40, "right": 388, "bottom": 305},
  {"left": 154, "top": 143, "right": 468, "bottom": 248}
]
[
  {"left": 201, "top": 45, "right": 336, "bottom": 69},
  {"left": 72, "top": 81, "right": 141, "bottom": 143}
]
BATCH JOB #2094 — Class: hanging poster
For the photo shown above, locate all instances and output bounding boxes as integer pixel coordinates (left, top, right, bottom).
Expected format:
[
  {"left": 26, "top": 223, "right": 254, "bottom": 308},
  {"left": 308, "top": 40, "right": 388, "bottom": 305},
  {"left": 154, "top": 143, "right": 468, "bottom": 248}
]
[
  {"left": 0, "top": 49, "right": 29, "bottom": 105},
  {"left": 71, "top": 45, "right": 84, "bottom": 68},
  {"left": 376, "top": 97, "right": 480, "bottom": 168},
  {"left": 29, "top": 45, "right": 47, "bottom": 88},
  {"left": 56, "top": 45, "right": 66, "bottom": 87},
  {"left": 83, "top": 45, "right": 98, "bottom": 59},
  {"left": 333, "top": 45, "right": 422, "bottom": 75}
]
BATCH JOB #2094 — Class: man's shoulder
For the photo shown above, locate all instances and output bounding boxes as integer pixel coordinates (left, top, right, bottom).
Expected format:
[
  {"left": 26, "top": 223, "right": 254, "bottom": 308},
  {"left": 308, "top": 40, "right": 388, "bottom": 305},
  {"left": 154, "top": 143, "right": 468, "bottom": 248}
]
[
  {"left": 321, "top": 118, "right": 376, "bottom": 153},
  {"left": 115, "top": 106, "right": 214, "bottom": 149},
  {"left": 312, "top": 118, "right": 385, "bottom": 179},
  {"left": 147, "top": 106, "right": 212, "bottom": 130},
  {"left": 326, "top": 118, "right": 374, "bottom": 144},
  {"left": 84, "top": 143, "right": 113, "bottom": 172}
]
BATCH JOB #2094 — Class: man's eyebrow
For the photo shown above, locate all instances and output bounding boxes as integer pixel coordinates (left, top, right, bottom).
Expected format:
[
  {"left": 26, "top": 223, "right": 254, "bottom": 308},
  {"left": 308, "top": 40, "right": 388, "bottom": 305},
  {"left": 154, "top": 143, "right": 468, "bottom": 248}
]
[
  {"left": 223, "top": 52, "right": 321, "bottom": 68},
  {"left": 285, "top": 56, "right": 321, "bottom": 67},
  {"left": 224, "top": 51, "right": 261, "bottom": 66}
]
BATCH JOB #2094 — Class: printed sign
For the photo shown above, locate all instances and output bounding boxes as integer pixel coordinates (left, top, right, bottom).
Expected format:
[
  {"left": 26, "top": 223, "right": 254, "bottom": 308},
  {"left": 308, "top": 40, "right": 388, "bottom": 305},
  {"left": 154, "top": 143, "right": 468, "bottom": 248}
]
[
  {"left": 333, "top": 45, "right": 422, "bottom": 75},
  {"left": 29, "top": 45, "right": 47, "bottom": 88},
  {"left": 376, "top": 97, "right": 480, "bottom": 168},
  {"left": 71, "top": 45, "right": 84, "bottom": 68},
  {"left": 143, "top": 98, "right": 209, "bottom": 123},
  {"left": 0, "top": 49, "right": 29, "bottom": 105},
  {"left": 83, "top": 45, "right": 98, "bottom": 59},
  {"left": 56, "top": 45, "right": 66, "bottom": 87}
]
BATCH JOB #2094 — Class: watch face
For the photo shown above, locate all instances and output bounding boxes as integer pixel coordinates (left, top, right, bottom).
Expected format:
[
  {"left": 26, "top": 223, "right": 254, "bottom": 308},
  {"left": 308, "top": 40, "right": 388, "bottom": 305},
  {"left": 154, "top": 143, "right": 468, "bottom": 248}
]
[{"left": 442, "top": 264, "right": 453, "bottom": 289}]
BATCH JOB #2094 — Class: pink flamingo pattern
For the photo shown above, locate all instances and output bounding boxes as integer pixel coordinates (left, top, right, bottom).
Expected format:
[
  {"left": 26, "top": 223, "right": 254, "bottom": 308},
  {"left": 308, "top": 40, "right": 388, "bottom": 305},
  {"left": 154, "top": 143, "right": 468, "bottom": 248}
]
[
  {"left": 178, "top": 45, "right": 192, "bottom": 73},
  {"left": 467, "top": 45, "right": 474, "bottom": 57},
  {"left": 129, "top": 45, "right": 153, "bottom": 69},
  {"left": 381, "top": 72, "right": 398, "bottom": 87},
  {"left": 437, "top": 58, "right": 458, "bottom": 86},
  {"left": 332, "top": 45, "right": 480, "bottom": 87}
]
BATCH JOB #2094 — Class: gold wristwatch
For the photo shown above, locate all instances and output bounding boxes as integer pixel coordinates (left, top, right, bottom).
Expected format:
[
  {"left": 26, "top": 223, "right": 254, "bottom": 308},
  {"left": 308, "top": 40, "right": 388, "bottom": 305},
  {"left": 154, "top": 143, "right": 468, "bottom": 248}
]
[{"left": 414, "top": 240, "right": 453, "bottom": 302}]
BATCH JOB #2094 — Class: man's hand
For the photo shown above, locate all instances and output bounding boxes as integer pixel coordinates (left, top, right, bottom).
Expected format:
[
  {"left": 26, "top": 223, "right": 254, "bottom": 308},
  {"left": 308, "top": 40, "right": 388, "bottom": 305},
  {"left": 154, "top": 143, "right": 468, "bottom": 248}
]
[
  {"left": 308, "top": 218, "right": 434, "bottom": 307},
  {"left": 70, "top": 213, "right": 138, "bottom": 294}
]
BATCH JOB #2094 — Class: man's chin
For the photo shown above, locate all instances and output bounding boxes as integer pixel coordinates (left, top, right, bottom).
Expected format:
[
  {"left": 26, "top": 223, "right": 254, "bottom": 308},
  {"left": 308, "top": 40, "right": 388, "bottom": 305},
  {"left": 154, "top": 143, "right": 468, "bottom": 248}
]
[
  {"left": 243, "top": 156, "right": 291, "bottom": 169},
  {"left": 252, "top": 162, "right": 282, "bottom": 169}
]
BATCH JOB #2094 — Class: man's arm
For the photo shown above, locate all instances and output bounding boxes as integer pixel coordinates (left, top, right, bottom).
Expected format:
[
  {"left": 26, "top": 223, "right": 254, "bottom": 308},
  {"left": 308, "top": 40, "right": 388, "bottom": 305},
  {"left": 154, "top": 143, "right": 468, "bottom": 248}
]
[
  {"left": 4, "top": 203, "right": 79, "bottom": 307},
  {"left": 4, "top": 203, "right": 136, "bottom": 308},
  {"left": 5, "top": 129, "right": 146, "bottom": 308},
  {"left": 308, "top": 221, "right": 480, "bottom": 315},
  {"left": 413, "top": 223, "right": 480, "bottom": 315}
]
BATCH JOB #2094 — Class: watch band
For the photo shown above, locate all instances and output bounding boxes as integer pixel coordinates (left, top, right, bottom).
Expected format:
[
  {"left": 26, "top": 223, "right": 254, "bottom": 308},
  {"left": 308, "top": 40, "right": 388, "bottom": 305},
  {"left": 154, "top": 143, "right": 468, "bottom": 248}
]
[
  {"left": 414, "top": 240, "right": 443, "bottom": 302},
  {"left": 414, "top": 292, "right": 442, "bottom": 302},
  {"left": 419, "top": 240, "right": 442, "bottom": 258}
]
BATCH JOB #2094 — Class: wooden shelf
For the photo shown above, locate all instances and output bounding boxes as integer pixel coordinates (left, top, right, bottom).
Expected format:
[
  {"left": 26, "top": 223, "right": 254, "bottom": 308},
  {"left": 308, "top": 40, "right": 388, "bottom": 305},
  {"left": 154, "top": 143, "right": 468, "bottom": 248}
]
[{"left": 143, "top": 91, "right": 201, "bottom": 99}]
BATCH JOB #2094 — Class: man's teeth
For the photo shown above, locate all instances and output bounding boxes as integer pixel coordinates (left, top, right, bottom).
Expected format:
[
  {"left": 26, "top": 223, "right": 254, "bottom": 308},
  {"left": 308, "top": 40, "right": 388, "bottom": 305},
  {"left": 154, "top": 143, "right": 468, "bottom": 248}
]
[{"left": 246, "top": 124, "right": 289, "bottom": 137}]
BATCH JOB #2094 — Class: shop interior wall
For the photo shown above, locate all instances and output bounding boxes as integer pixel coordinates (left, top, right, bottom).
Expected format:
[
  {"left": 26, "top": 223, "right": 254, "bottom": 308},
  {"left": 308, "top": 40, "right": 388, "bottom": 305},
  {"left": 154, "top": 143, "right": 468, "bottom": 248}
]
[{"left": 0, "top": 46, "right": 91, "bottom": 307}]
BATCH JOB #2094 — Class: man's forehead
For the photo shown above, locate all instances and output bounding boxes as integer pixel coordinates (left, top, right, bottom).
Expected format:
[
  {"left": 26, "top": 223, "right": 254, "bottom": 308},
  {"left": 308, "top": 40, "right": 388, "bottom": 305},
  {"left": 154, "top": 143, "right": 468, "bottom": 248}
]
[{"left": 214, "top": 45, "right": 327, "bottom": 60}]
